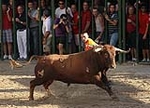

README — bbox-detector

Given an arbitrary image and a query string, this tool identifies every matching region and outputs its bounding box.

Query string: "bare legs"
[3,42,12,59]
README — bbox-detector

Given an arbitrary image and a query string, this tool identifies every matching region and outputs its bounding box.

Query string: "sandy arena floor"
[0,60,150,108]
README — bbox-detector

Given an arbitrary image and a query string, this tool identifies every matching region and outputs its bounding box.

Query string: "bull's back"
[34,53,97,84]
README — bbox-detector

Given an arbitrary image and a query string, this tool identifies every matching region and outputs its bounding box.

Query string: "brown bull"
[10,44,130,100]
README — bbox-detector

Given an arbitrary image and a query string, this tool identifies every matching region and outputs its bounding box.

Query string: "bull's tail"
[9,55,42,70]
[9,58,24,70]
[26,55,40,64]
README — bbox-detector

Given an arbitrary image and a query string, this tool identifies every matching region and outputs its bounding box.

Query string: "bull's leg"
[43,80,55,97]
[29,78,46,100]
[101,71,110,87]
[93,75,118,100]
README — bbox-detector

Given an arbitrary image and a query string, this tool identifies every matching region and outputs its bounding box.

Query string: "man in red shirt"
[71,4,80,52]
[81,1,92,36]
[139,5,149,62]
[149,12,150,24]
[126,6,136,61]
[2,3,13,60]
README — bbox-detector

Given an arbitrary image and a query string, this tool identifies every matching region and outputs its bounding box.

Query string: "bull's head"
[94,44,130,69]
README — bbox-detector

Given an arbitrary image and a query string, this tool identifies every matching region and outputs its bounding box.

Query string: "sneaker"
[141,58,146,62]
[22,57,27,61]
[3,55,8,59]
[17,57,27,61]
[147,58,150,62]
[132,58,137,61]
[8,55,12,60]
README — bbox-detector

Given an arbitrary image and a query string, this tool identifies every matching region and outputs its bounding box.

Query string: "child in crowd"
[81,32,98,51]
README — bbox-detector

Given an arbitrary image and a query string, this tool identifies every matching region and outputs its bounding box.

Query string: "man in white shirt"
[42,9,52,54]
[55,0,73,18]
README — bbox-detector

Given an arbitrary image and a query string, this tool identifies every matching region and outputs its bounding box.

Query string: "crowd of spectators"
[1,0,150,62]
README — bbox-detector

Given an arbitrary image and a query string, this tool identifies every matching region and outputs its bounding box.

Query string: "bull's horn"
[115,47,130,53]
[94,47,102,52]
[94,47,103,52]
[94,45,104,52]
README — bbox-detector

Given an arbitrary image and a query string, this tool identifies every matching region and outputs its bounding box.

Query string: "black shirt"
[16,12,26,30]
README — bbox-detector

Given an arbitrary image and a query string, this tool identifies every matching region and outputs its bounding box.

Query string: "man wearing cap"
[53,14,69,54]
[81,32,98,51]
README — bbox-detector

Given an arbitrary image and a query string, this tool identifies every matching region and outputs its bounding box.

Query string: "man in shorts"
[2,3,13,60]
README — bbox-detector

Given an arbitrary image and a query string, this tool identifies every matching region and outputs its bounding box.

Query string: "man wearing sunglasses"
[55,0,73,18]
[55,0,73,53]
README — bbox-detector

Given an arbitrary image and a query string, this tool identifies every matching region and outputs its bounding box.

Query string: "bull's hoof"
[29,96,34,101]
[41,95,50,100]
[108,80,113,85]
[67,83,71,87]
[49,93,57,98]
[111,94,119,101]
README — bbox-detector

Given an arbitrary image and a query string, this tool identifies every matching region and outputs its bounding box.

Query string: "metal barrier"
[0,0,149,63]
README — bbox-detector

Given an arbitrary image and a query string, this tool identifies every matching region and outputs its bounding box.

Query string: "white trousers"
[17,29,27,58]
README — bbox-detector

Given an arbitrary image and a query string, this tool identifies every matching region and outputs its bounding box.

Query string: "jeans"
[30,27,39,55]
[68,31,73,43]
[109,32,118,46]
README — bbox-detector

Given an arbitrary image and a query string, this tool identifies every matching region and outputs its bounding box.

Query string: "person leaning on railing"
[81,32,98,51]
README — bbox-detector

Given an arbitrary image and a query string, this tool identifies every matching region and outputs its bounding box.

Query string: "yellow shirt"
[84,38,98,51]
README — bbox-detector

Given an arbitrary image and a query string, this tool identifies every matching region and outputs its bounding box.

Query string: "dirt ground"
[0,60,150,108]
